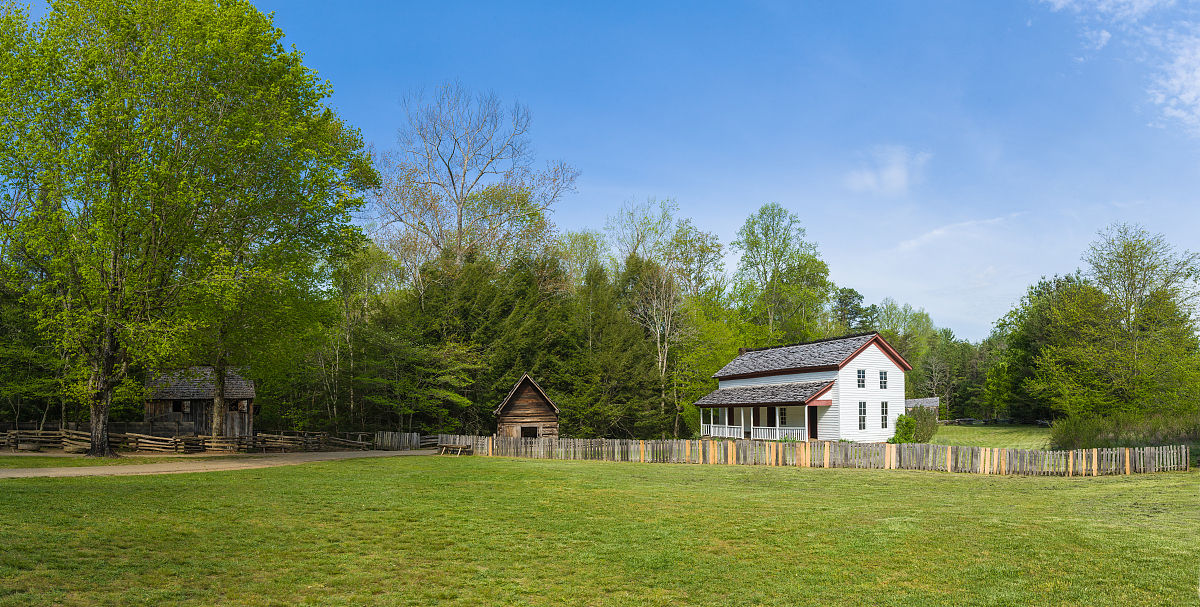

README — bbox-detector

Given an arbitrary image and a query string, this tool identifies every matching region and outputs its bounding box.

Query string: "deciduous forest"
[1,1,1198,449]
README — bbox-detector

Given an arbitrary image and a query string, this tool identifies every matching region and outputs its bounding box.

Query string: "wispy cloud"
[844,145,931,196]
[1044,0,1174,22]
[1043,0,1200,136]
[896,213,1024,252]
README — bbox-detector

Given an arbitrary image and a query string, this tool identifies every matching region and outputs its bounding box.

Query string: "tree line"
[2,1,1197,451]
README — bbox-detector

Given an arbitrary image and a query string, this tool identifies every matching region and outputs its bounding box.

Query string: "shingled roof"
[712,332,911,379]
[148,367,256,400]
[905,397,941,409]
[694,380,833,407]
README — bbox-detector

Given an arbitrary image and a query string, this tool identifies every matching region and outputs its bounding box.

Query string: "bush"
[889,414,916,444]
[909,407,939,443]
[1050,411,1200,450]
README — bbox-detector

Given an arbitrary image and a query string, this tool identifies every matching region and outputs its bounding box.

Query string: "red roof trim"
[494,373,560,415]
[805,381,834,402]
[842,334,913,372]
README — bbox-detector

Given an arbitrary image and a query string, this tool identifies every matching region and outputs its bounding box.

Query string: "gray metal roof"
[694,380,833,407]
[712,333,877,379]
[905,397,941,409]
[148,367,256,400]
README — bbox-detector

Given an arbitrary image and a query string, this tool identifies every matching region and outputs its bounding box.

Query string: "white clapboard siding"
[835,342,906,443]
[718,369,837,389]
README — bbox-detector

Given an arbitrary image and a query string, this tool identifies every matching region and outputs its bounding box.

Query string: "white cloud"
[895,213,1022,252]
[1043,0,1200,137]
[1148,26,1200,134]
[844,145,931,196]
[1044,0,1174,22]
[1083,27,1112,50]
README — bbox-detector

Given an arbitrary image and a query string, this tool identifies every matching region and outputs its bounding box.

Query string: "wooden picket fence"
[374,431,421,451]
[435,434,1189,476]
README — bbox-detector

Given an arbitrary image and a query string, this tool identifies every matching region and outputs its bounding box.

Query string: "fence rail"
[435,434,1189,476]
[3,429,422,454]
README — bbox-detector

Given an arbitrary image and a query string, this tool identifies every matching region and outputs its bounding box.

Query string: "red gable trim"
[842,334,913,372]
[493,373,560,415]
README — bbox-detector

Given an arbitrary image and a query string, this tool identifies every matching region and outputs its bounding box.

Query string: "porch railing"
[701,423,742,439]
[751,426,807,441]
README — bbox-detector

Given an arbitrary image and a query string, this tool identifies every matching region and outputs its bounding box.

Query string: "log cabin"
[145,367,257,436]
[494,374,559,438]
[695,332,911,442]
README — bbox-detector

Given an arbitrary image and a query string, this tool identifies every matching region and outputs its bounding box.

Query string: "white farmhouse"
[695,332,911,443]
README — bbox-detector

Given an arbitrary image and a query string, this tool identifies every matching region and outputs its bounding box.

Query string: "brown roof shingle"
[148,367,256,400]
[694,380,833,407]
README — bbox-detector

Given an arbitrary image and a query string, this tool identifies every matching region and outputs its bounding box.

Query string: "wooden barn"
[494,374,559,438]
[145,367,257,436]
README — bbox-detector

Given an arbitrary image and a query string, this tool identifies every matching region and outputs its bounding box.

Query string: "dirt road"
[0,449,433,479]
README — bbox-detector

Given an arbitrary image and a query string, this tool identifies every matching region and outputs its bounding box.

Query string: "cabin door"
[807,406,818,440]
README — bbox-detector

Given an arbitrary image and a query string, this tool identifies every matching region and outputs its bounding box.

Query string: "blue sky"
[244,2,1200,338]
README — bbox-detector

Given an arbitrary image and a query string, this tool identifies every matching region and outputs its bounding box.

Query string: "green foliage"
[888,414,916,443]
[908,406,939,443]
[1049,411,1200,450]
[732,203,831,343]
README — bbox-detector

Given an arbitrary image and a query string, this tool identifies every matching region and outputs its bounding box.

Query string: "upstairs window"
[858,401,867,430]
[879,370,888,389]
[857,369,866,388]
[881,402,888,428]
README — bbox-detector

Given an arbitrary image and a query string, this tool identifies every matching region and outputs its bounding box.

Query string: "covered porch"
[700,406,810,441]
[694,379,833,441]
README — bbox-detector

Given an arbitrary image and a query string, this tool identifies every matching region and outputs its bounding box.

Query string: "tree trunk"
[87,330,118,457]
[211,362,227,438]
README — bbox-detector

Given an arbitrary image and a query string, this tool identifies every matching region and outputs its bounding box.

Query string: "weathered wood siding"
[496,383,558,438]
[143,399,253,437]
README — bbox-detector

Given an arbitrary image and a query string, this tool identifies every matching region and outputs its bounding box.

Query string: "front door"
[807,406,818,440]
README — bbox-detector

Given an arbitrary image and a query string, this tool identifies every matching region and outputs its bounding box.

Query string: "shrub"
[1050,411,1200,450]
[909,406,939,443]
[889,414,916,444]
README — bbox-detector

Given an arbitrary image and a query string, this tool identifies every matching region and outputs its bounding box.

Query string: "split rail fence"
[436,434,1189,476]
[3,429,420,454]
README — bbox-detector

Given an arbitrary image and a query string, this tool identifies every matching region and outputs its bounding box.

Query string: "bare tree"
[629,260,686,435]
[606,197,676,265]
[372,82,578,269]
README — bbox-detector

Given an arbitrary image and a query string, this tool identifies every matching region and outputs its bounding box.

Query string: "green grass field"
[0,455,249,469]
[930,424,1051,449]
[0,455,1195,606]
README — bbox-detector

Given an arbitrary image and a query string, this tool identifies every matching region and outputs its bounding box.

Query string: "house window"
[858,401,867,430]
[879,370,888,389]
[779,407,787,425]
[857,369,866,388]
[881,402,888,429]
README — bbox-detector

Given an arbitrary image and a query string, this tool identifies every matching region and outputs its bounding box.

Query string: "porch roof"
[694,380,833,408]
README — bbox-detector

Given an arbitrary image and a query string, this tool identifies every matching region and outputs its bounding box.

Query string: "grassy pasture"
[930,424,1052,449]
[0,456,1195,606]
[0,455,250,469]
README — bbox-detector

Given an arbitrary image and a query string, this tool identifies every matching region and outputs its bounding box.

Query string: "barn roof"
[905,397,941,409]
[694,380,834,407]
[712,332,912,379]
[494,373,559,415]
[148,367,256,400]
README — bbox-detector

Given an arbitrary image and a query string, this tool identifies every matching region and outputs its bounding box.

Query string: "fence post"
[1067,450,1073,477]
[488,436,493,457]
[946,446,952,473]
[639,440,645,463]
[823,442,830,468]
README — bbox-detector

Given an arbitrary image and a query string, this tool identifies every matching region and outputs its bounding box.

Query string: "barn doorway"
[521,426,539,438]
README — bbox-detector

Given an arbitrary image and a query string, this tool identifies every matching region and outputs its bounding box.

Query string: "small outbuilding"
[494,374,559,438]
[145,367,257,436]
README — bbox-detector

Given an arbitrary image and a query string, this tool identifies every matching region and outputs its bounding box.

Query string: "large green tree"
[0,0,370,454]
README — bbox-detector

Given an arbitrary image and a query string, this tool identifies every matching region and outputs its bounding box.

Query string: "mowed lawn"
[0,455,250,469]
[1,456,1196,607]
[931,424,1051,449]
